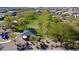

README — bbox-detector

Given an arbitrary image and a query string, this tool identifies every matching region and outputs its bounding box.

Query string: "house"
[67,7,79,17]
[22,29,37,41]
[6,11,17,16]
[0,13,6,20]
[0,16,4,20]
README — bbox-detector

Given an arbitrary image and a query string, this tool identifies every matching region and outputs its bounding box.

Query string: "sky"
[0,0,78,7]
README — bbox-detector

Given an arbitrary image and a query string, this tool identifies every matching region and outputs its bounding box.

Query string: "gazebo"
[22,29,37,41]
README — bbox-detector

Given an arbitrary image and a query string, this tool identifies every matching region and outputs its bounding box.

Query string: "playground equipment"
[0,32,11,44]
[0,32,9,39]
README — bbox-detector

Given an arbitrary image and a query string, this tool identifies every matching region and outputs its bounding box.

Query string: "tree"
[51,16,62,23]
[48,22,79,45]
[12,17,29,32]
[11,10,37,32]
[37,10,52,38]
[3,15,15,29]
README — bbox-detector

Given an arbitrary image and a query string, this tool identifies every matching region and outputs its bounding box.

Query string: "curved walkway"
[0,39,11,44]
